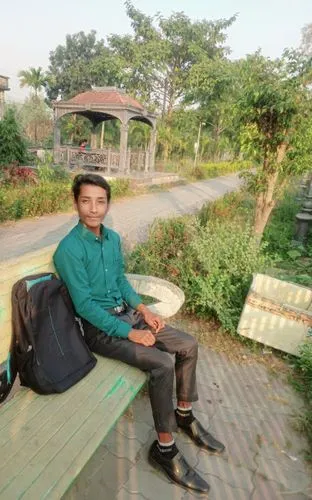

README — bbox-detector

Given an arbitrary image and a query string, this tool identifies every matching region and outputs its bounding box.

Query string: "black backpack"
[0,273,97,403]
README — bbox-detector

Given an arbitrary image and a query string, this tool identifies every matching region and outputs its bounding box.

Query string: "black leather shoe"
[148,440,210,494]
[178,417,225,453]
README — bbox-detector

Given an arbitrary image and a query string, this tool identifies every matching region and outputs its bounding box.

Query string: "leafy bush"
[197,191,255,227]
[0,182,72,221]
[127,215,270,332]
[262,188,312,287]
[163,159,252,181]
[111,178,131,198]
[0,165,37,186]
[0,176,132,222]
[0,108,28,166]
[262,192,301,260]
[37,164,71,183]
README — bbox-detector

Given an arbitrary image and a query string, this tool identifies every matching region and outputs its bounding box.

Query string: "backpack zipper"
[48,305,65,356]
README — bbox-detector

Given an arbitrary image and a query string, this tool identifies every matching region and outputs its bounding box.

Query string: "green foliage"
[46,31,124,100]
[37,164,71,183]
[262,192,301,259]
[0,166,36,186]
[110,178,131,198]
[109,2,235,111]
[19,95,53,146]
[18,67,47,96]
[163,159,251,181]
[0,175,131,222]
[0,108,28,166]
[127,212,269,333]
[0,182,72,221]
[262,188,312,287]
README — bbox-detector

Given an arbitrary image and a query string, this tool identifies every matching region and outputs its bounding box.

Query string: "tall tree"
[46,31,124,101]
[109,1,236,116]
[235,50,312,239]
[301,23,312,55]
[18,67,46,97]
[20,96,53,145]
[187,58,241,160]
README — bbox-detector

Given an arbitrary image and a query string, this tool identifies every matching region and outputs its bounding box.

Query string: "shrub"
[163,159,252,181]
[262,192,301,260]
[0,176,132,222]
[0,165,37,186]
[0,108,28,166]
[0,182,72,221]
[37,164,71,183]
[127,215,270,332]
[110,178,131,198]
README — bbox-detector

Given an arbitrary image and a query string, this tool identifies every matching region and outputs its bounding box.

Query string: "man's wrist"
[137,303,149,316]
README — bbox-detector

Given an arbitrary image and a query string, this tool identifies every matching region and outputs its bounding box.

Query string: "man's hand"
[137,304,165,333]
[128,329,156,346]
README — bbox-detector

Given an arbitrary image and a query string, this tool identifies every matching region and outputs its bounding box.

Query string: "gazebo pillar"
[149,127,157,172]
[120,123,129,172]
[53,120,61,149]
[90,124,98,149]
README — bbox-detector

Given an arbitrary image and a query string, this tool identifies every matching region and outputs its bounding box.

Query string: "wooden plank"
[0,357,113,464]
[23,370,146,500]
[0,359,106,441]
[0,364,146,499]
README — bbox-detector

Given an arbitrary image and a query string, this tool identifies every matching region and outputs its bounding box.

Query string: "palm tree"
[18,67,46,97]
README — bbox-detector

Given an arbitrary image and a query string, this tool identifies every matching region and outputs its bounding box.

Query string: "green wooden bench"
[0,245,184,500]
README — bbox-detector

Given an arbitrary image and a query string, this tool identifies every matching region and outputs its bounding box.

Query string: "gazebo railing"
[54,147,148,173]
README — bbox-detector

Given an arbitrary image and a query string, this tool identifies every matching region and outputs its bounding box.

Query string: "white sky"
[1,0,311,101]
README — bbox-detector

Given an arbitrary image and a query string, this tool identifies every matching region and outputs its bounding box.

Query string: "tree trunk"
[254,142,288,241]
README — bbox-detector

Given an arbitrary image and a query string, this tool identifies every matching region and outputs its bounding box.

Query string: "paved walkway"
[0,174,241,261]
[1,173,311,498]
[64,344,312,500]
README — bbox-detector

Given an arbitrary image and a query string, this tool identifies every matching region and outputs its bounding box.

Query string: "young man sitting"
[53,174,225,495]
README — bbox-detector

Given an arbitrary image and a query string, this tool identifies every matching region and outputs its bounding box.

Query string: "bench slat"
[23,370,145,500]
[0,357,146,499]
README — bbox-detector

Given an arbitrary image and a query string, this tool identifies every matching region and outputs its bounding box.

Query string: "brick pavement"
[63,344,312,500]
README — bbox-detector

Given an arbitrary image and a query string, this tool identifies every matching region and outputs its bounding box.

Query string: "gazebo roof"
[53,86,156,128]
[63,87,144,111]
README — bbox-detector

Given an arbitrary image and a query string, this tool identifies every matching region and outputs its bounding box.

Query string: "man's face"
[75,184,109,235]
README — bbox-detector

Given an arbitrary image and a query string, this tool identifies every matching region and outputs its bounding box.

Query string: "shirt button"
[105,268,108,272]
[108,290,110,293]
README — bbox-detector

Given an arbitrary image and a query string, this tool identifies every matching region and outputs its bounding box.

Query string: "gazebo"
[53,87,157,173]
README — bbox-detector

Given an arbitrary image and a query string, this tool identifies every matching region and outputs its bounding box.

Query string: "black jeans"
[82,307,198,433]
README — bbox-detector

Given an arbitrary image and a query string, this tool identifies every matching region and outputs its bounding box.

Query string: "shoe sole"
[148,453,210,496]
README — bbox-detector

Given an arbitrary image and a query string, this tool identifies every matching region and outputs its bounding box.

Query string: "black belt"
[107,303,128,315]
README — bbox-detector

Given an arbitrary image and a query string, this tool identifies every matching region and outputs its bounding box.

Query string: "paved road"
[0,174,242,261]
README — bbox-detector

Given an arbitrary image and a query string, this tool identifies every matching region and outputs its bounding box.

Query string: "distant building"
[0,75,10,119]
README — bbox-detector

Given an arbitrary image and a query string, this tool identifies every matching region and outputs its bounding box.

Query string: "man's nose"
[90,201,97,212]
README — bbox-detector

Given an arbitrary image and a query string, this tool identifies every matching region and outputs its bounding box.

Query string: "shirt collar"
[77,221,110,242]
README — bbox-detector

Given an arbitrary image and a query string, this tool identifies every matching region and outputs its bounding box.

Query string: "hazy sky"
[1,0,311,101]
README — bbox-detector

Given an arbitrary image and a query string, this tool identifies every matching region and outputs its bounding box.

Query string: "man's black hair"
[72,174,111,203]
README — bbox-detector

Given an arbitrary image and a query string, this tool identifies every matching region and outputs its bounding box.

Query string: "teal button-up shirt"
[53,222,142,338]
